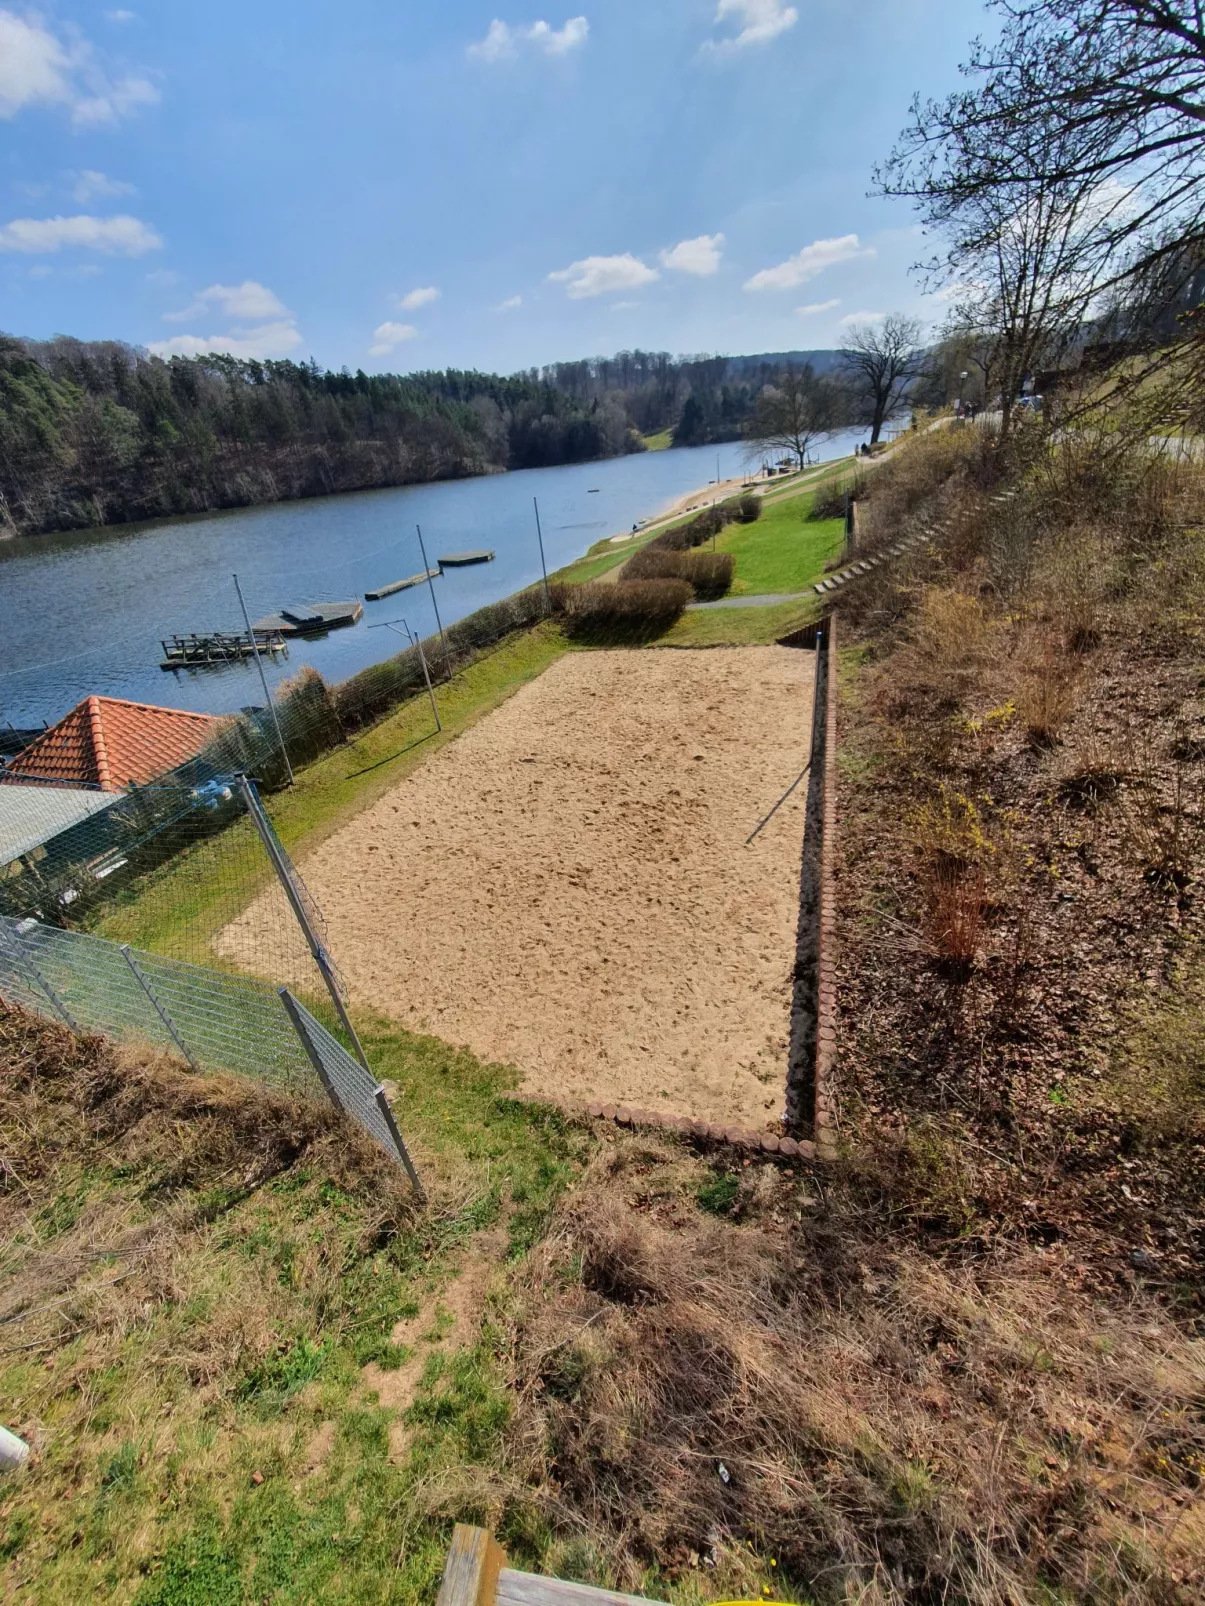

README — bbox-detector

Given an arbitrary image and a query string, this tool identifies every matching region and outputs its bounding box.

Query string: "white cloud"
[145,267,178,286]
[839,310,886,326]
[704,0,797,53]
[548,252,658,299]
[0,10,158,126]
[393,285,440,311]
[0,213,161,255]
[147,322,304,361]
[71,169,135,203]
[368,321,419,356]
[528,17,588,53]
[164,280,290,323]
[106,9,136,21]
[744,234,873,292]
[497,294,523,310]
[659,233,724,276]
[796,298,840,316]
[469,16,588,61]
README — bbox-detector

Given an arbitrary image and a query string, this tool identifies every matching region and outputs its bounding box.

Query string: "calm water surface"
[0,430,868,727]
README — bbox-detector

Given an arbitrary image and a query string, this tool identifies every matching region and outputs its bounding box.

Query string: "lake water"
[0,428,869,727]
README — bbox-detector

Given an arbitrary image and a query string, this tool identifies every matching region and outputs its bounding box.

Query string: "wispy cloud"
[150,281,301,360]
[548,252,658,299]
[703,0,797,54]
[796,298,840,316]
[497,294,523,310]
[392,285,440,311]
[0,9,158,127]
[105,9,136,22]
[164,281,289,323]
[469,16,588,61]
[839,309,885,326]
[0,213,161,255]
[71,169,135,204]
[148,322,304,361]
[744,234,873,292]
[659,233,724,276]
[368,320,419,356]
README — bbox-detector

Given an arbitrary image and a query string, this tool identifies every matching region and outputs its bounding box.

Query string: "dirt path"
[218,648,814,1128]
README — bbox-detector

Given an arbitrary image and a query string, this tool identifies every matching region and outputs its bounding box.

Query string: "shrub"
[678,550,734,599]
[620,548,735,600]
[621,548,689,582]
[550,579,692,634]
[736,492,762,522]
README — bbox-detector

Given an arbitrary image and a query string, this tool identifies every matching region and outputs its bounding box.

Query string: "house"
[0,695,221,793]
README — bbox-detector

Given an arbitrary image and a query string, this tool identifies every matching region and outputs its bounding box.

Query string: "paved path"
[688,592,802,610]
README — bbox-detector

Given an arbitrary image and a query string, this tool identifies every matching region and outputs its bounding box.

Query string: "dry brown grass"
[0,1007,417,1366]
[505,1135,1205,1605]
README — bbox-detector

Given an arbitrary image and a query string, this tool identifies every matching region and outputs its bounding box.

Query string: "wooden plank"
[365,568,439,601]
[497,1569,665,1606]
[436,1526,508,1606]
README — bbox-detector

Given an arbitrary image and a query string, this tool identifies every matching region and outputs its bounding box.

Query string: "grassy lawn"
[641,429,673,450]
[658,595,819,647]
[718,506,846,595]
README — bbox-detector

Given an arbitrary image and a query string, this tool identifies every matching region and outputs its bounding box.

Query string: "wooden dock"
[252,601,363,636]
[365,568,440,601]
[160,631,286,670]
[438,549,495,568]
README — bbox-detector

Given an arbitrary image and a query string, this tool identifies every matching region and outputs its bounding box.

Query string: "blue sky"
[0,1,991,373]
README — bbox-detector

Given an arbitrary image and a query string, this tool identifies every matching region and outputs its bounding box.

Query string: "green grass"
[641,429,673,451]
[716,500,846,596]
[659,596,819,647]
[0,1011,589,1605]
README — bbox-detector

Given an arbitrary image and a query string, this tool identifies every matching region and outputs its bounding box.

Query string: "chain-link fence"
[0,912,419,1182]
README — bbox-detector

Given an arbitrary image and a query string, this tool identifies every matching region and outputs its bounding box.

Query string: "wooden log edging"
[784,612,839,1156]
[499,1092,819,1163]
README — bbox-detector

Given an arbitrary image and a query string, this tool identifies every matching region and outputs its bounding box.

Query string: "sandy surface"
[218,648,814,1128]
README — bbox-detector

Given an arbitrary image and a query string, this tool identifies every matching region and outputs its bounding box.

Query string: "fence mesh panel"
[0,913,320,1095]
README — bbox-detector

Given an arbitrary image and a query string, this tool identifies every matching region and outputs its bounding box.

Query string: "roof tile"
[2,696,221,792]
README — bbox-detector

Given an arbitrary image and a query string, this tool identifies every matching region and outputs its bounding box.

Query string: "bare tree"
[840,315,927,442]
[745,365,836,469]
[883,80,1122,438]
[882,2,1205,299]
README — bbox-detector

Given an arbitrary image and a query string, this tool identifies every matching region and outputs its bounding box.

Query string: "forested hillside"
[0,337,848,538]
[0,337,652,538]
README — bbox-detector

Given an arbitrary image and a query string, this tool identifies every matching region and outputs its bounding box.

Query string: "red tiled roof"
[1,696,221,792]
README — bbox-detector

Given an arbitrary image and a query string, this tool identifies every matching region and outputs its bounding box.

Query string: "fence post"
[237,775,371,1070]
[372,1083,426,1202]
[120,945,200,1070]
[1,917,78,1031]
[784,624,829,1134]
[280,987,425,1199]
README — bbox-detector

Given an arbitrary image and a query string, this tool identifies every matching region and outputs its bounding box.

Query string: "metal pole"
[532,497,551,608]
[367,618,441,733]
[373,1083,426,1200]
[237,775,371,1070]
[415,525,452,682]
[279,986,344,1114]
[233,573,294,786]
[121,944,199,1069]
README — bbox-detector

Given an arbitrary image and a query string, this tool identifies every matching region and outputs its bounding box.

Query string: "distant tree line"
[0,337,648,537]
[0,333,885,539]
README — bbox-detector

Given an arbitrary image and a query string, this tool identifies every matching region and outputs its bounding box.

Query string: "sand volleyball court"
[218,647,814,1128]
